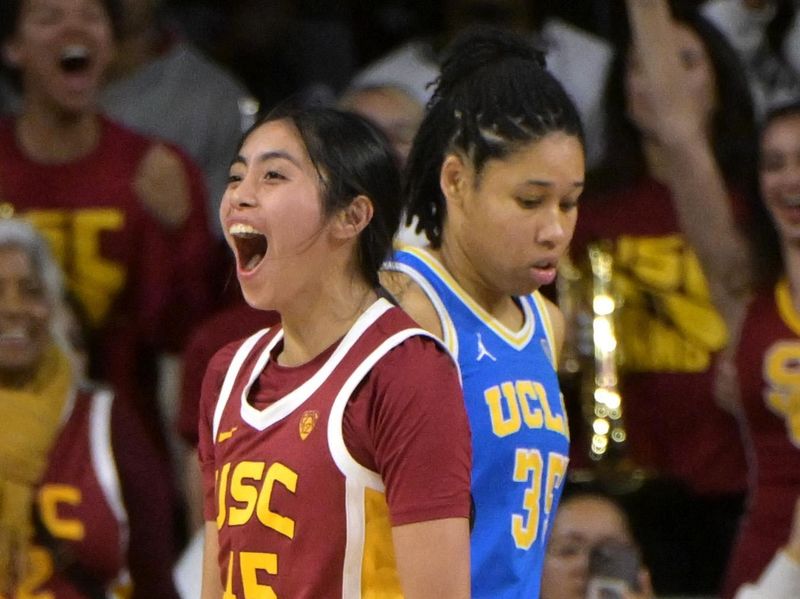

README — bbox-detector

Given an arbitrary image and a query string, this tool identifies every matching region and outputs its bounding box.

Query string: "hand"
[134,144,191,230]
[622,569,655,599]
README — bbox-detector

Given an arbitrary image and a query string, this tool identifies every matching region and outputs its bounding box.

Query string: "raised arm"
[624,0,753,334]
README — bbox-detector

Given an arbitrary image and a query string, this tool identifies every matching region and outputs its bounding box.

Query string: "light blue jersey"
[388,247,570,599]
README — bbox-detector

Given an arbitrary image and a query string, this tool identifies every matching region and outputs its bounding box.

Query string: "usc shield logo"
[299,410,320,440]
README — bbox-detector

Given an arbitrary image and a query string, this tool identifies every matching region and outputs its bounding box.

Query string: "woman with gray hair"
[0,217,179,599]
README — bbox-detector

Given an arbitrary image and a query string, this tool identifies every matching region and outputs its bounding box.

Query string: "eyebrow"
[231,150,301,169]
[523,180,585,188]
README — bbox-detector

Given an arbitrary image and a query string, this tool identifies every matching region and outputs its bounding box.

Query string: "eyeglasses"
[547,538,634,561]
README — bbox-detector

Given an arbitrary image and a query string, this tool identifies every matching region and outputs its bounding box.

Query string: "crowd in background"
[2,0,800,598]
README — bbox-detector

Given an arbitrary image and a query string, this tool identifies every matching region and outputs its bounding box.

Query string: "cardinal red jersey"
[199,298,472,598]
[570,176,747,495]
[19,387,130,598]
[722,280,800,595]
[0,115,214,431]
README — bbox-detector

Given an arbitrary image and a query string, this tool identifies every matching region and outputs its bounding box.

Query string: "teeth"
[783,197,800,207]
[60,45,91,72]
[229,223,261,236]
[0,328,28,342]
[62,45,90,60]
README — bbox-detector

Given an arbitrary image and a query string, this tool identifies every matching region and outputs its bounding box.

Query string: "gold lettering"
[256,463,297,538]
[484,383,522,437]
[511,449,543,550]
[240,552,278,599]
[765,342,800,446]
[38,485,84,541]
[24,208,126,327]
[515,381,544,430]
[216,463,231,529]
[228,462,265,526]
[16,546,55,599]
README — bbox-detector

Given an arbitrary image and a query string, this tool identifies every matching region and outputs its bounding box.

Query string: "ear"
[439,153,469,210]
[331,195,374,241]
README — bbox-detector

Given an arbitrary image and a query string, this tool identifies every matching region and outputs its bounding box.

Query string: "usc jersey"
[199,298,471,598]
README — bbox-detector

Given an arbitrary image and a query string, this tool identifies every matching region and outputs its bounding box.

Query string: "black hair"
[752,100,800,287]
[0,0,122,45]
[242,105,402,288]
[404,25,585,248]
[591,5,758,194]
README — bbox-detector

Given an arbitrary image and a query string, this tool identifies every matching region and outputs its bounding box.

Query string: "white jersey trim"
[384,247,538,356]
[329,327,440,598]
[87,388,129,562]
[212,328,271,440]
[238,299,395,431]
[384,260,460,359]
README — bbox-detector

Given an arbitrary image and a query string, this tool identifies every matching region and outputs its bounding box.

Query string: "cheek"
[760,173,781,203]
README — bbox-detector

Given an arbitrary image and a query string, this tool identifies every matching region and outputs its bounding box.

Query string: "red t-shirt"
[569,176,747,495]
[722,281,800,596]
[0,115,215,439]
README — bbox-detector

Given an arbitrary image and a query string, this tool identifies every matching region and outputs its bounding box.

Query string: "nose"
[0,285,26,316]
[224,176,258,211]
[535,206,569,249]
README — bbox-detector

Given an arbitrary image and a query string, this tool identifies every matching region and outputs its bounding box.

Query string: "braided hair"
[404,25,584,247]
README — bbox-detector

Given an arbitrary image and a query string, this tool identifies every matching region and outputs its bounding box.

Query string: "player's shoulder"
[380,270,443,338]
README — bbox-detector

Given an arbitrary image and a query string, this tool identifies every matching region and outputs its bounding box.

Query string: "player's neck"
[16,108,100,164]
[277,275,378,368]
[434,239,523,330]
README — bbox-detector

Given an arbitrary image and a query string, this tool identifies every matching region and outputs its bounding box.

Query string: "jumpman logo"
[476,333,497,362]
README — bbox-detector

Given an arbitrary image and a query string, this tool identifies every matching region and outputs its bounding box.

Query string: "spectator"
[0,217,179,598]
[351,0,613,166]
[100,0,257,238]
[0,0,214,456]
[338,82,427,246]
[541,488,654,599]
[702,0,800,117]
[566,0,759,594]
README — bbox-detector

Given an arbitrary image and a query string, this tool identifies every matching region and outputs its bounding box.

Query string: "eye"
[760,153,785,173]
[264,170,286,182]
[516,197,542,209]
[22,280,44,299]
[226,172,242,185]
[560,197,580,212]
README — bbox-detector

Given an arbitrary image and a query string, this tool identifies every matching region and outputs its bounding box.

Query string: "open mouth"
[230,224,268,272]
[59,45,92,73]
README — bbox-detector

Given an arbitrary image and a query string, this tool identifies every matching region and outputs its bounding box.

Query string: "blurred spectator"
[541,487,654,599]
[712,100,800,597]
[0,0,214,458]
[100,0,257,239]
[209,0,357,112]
[0,217,179,598]
[703,0,800,117]
[566,0,759,594]
[338,82,428,246]
[351,0,613,166]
